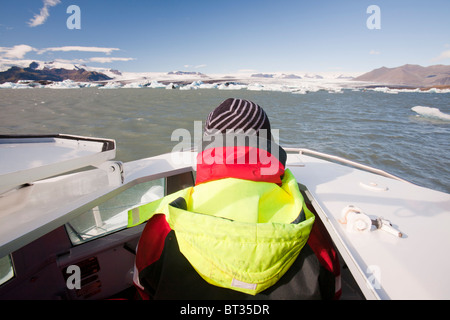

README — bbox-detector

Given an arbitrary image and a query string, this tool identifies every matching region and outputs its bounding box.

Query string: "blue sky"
[0,0,449,74]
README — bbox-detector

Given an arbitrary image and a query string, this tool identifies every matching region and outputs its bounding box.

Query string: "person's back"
[131,98,340,299]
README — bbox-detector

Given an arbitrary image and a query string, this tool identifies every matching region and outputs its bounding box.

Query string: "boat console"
[0,134,195,299]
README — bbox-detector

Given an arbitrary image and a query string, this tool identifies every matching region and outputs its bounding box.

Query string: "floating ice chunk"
[291,88,307,94]
[247,83,265,91]
[198,82,218,89]
[368,86,450,94]
[0,82,17,89]
[179,85,195,90]
[78,82,101,88]
[277,85,298,93]
[179,81,204,90]
[123,82,144,88]
[45,80,80,89]
[423,87,450,94]
[0,81,35,89]
[147,80,166,88]
[248,83,303,93]
[99,82,123,89]
[371,87,390,93]
[412,106,450,121]
[217,83,247,90]
[165,82,178,89]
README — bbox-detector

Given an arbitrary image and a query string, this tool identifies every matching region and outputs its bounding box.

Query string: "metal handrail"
[284,147,411,183]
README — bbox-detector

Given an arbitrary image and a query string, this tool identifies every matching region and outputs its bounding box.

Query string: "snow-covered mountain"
[0,62,112,83]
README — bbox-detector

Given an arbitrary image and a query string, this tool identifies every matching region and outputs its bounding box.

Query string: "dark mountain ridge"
[0,62,112,84]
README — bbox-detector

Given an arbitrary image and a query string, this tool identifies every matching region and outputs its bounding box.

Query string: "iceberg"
[179,80,205,90]
[123,82,144,88]
[424,87,450,94]
[247,83,265,91]
[368,87,450,94]
[0,80,99,89]
[291,88,307,94]
[99,82,123,89]
[247,82,319,93]
[1,67,447,95]
[217,83,246,90]
[0,82,18,89]
[198,82,218,89]
[179,84,196,90]
[370,87,402,94]
[147,80,166,88]
[0,81,36,89]
[79,82,101,88]
[165,83,179,90]
[412,106,450,121]
[45,80,80,89]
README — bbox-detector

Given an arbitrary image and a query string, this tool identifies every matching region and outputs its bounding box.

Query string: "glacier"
[1,69,449,94]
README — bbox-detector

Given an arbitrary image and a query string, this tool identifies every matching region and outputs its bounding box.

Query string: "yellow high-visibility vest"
[128,169,315,295]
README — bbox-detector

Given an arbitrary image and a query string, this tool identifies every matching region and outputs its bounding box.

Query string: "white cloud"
[89,57,135,63]
[0,45,121,59]
[184,64,207,69]
[0,44,135,67]
[28,0,61,27]
[38,46,120,55]
[431,49,450,62]
[52,58,88,64]
[369,50,381,55]
[0,44,36,59]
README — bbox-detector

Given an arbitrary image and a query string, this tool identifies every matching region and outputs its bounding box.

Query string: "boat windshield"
[65,178,164,245]
[0,255,14,286]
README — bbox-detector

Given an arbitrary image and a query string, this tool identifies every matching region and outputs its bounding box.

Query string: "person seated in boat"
[129,98,340,299]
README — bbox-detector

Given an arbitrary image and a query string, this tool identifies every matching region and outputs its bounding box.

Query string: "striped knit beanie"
[204,98,271,137]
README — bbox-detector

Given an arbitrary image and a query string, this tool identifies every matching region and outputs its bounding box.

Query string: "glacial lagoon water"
[0,87,449,193]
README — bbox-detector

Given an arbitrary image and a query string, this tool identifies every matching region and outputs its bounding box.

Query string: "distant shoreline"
[2,69,450,93]
[361,84,450,91]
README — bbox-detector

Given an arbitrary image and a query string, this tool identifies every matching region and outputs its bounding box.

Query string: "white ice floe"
[79,82,102,88]
[45,80,80,89]
[198,82,218,89]
[2,69,450,94]
[411,106,450,121]
[424,87,450,94]
[178,80,215,90]
[368,86,450,94]
[98,81,123,89]
[217,83,246,90]
[147,80,167,88]
[246,83,264,91]
[122,80,167,88]
[165,83,179,90]
[123,82,144,88]
[0,82,28,89]
[246,83,300,92]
